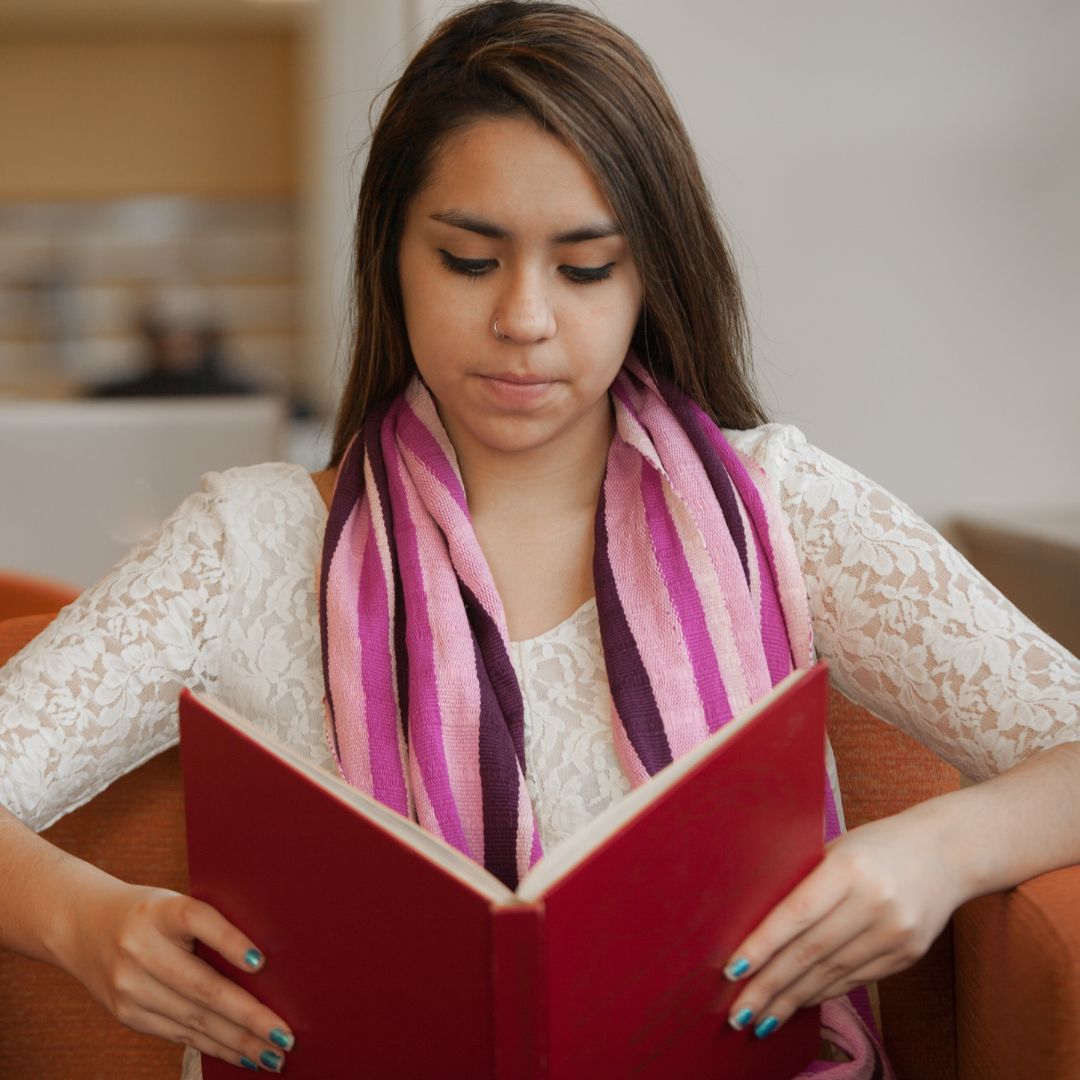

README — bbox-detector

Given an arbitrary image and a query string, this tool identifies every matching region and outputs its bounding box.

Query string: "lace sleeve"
[731,425,1080,781]
[0,485,230,832]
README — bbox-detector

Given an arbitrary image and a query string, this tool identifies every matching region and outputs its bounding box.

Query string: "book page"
[191,666,809,908]
[515,668,807,902]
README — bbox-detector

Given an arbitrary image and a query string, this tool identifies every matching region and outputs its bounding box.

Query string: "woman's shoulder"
[722,422,812,480]
[187,461,328,557]
[193,460,326,517]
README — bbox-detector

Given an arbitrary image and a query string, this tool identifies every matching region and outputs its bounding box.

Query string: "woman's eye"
[561,263,615,285]
[436,250,616,284]
[438,250,495,277]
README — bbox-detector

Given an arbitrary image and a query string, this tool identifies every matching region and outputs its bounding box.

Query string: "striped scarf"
[319,354,814,880]
[319,354,893,1079]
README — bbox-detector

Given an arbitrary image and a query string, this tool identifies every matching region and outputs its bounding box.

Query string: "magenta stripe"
[755,540,794,682]
[397,401,470,516]
[356,505,410,812]
[640,463,733,733]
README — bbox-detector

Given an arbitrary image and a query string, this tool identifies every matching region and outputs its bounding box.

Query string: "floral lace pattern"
[733,425,1080,780]
[1,429,1077,1080]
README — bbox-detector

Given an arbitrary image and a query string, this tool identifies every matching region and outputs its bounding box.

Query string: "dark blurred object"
[89,297,256,399]
[949,514,1080,657]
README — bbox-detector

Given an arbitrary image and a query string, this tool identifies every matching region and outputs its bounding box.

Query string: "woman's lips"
[477,373,555,405]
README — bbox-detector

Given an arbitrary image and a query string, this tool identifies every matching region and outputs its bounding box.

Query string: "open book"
[179,662,829,1079]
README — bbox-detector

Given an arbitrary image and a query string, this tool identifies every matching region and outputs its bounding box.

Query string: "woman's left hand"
[720,805,966,1038]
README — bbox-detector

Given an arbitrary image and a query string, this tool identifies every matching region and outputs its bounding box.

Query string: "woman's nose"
[493,268,557,344]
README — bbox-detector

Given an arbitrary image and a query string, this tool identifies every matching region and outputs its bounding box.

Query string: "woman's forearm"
[0,802,119,970]
[919,739,1080,903]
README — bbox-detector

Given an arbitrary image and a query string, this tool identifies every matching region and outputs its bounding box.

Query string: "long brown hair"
[330,0,766,466]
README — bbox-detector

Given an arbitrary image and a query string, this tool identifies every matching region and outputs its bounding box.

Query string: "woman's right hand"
[58,876,294,1072]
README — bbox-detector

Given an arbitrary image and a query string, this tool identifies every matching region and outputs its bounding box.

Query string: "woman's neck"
[454,403,613,527]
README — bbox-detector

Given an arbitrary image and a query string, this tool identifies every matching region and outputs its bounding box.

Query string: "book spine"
[491,903,548,1080]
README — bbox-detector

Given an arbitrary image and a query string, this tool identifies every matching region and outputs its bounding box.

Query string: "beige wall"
[0,31,297,199]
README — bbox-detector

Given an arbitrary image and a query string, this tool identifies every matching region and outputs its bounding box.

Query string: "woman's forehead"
[418,116,616,230]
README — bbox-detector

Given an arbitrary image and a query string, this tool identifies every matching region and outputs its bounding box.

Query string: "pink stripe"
[399,442,487,861]
[397,426,507,637]
[658,479,754,716]
[614,377,765,703]
[605,440,709,758]
[640,463,733,733]
[729,487,773,703]
[363,453,414,819]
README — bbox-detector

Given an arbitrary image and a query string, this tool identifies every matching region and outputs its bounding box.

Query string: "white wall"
[309,0,1079,523]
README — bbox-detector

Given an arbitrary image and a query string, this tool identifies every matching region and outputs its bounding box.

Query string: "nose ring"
[492,316,509,341]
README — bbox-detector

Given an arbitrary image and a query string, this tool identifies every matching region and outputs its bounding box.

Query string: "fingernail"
[269,1027,294,1051]
[243,948,263,970]
[729,1007,754,1031]
[754,1015,780,1039]
[259,1049,283,1071]
[240,1057,259,1071]
[724,957,751,981]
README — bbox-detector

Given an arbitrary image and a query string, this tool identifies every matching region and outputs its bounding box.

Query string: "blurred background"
[0,0,1076,647]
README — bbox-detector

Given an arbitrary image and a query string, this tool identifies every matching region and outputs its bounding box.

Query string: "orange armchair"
[1,614,1078,1078]
[0,570,80,621]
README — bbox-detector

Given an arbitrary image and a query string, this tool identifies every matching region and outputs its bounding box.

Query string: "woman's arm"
[720,424,1080,1036]
[0,482,299,1070]
[720,737,1080,1033]
[0,802,293,1070]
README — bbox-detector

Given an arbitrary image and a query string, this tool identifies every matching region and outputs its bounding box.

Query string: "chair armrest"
[0,748,188,1078]
[954,863,1080,1080]
[1,613,188,1077]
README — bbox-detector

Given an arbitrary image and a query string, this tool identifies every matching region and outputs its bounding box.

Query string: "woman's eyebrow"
[429,209,622,244]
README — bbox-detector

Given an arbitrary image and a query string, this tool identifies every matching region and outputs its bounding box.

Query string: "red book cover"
[179,662,828,1079]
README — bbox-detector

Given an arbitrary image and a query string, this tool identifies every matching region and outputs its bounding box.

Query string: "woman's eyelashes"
[436,249,615,284]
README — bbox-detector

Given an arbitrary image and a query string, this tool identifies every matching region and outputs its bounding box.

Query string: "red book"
[179,663,829,1079]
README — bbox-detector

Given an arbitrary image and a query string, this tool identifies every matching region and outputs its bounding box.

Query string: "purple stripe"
[467,627,524,890]
[458,579,526,769]
[319,423,373,758]
[640,463,733,733]
[380,402,469,853]
[397,402,470,516]
[459,575,530,887]
[593,480,673,775]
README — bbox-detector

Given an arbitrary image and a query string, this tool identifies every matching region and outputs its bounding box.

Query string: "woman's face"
[397,116,644,463]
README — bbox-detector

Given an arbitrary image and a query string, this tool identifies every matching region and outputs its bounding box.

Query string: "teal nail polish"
[243,948,263,970]
[730,1007,754,1031]
[240,1057,258,1071]
[754,1015,780,1039]
[269,1027,295,1051]
[725,957,751,980]
[260,1049,283,1070]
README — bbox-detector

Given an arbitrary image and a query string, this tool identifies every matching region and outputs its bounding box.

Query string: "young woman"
[2,3,1078,1077]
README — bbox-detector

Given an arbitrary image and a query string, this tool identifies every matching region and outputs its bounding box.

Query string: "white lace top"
[2,423,1078,1079]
